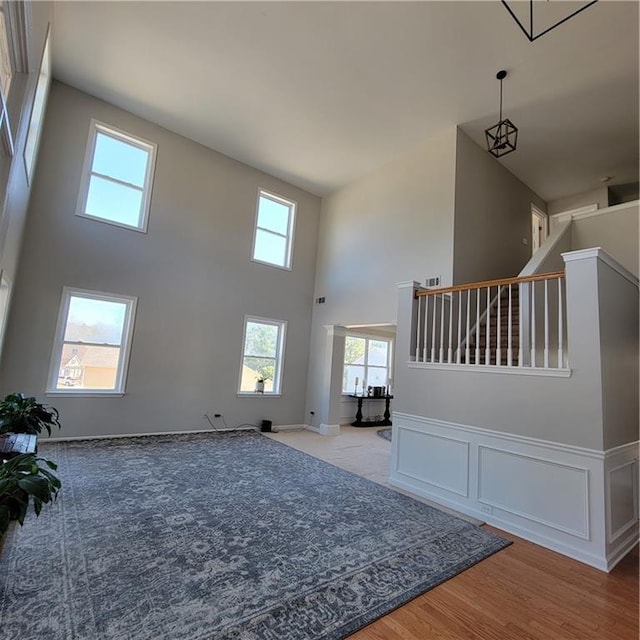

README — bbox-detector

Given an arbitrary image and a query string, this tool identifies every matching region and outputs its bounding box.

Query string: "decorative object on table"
[361,379,366,396]
[376,428,392,442]
[353,376,359,395]
[0,393,61,436]
[501,0,599,42]
[0,453,61,537]
[0,432,509,639]
[255,378,265,394]
[485,70,518,158]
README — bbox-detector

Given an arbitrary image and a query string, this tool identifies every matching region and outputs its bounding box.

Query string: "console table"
[349,395,393,427]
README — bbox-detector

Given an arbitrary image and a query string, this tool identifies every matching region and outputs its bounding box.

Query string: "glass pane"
[64,296,127,345]
[241,357,275,392]
[257,196,290,235]
[56,344,121,390]
[0,12,12,99]
[343,365,365,393]
[92,132,149,187]
[368,339,389,366]
[344,336,366,365]
[366,366,388,386]
[85,175,143,228]
[253,229,287,267]
[244,321,278,358]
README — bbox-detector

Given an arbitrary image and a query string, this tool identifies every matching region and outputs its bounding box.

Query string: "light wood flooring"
[268,426,640,640]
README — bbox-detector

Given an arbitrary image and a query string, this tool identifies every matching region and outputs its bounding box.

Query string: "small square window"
[238,316,287,395]
[47,288,137,395]
[252,190,296,269]
[77,119,157,232]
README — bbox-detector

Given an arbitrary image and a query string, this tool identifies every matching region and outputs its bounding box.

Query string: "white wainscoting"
[389,412,639,571]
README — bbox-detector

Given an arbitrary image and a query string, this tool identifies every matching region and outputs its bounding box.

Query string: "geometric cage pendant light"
[485,70,518,158]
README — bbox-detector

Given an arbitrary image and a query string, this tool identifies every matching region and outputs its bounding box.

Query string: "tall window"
[48,288,137,394]
[238,316,287,395]
[0,2,14,157]
[343,335,393,393]
[77,120,157,232]
[252,190,296,269]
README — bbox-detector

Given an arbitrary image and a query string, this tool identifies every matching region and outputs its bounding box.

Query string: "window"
[238,316,287,395]
[48,288,137,394]
[0,271,11,360]
[343,335,393,393]
[23,24,51,184]
[0,3,14,157]
[252,190,296,269]
[77,119,157,232]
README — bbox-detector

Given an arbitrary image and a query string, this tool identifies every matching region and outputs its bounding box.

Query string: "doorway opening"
[531,205,548,256]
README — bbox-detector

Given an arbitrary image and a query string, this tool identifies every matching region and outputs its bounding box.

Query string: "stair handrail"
[415,270,565,298]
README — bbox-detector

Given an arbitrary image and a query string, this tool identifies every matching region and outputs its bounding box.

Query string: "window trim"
[76,118,157,233]
[46,287,137,396]
[237,314,287,396]
[251,189,296,271]
[342,333,394,395]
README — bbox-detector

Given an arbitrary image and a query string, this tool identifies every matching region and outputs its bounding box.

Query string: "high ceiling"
[51,1,638,201]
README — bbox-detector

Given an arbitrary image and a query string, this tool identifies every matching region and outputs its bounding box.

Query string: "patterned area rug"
[0,432,510,639]
[377,427,392,442]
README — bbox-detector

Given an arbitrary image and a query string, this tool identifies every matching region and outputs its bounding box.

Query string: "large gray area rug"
[0,431,509,639]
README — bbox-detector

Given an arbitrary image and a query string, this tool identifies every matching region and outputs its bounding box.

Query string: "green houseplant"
[0,393,61,436]
[0,453,61,537]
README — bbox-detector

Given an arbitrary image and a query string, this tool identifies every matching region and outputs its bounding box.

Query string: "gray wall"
[0,3,53,319]
[305,128,457,426]
[548,186,609,215]
[597,260,639,449]
[571,203,639,278]
[452,129,547,285]
[0,82,321,438]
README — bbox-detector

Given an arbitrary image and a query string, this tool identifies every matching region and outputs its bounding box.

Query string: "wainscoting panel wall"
[390,412,639,571]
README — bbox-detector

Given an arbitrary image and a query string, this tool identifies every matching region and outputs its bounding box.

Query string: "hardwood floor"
[350,532,638,640]
[270,428,640,640]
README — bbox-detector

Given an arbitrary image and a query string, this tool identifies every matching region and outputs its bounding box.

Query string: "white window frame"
[342,333,394,394]
[238,315,287,396]
[76,119,157,233]
[251,189,296,270]
[47,287,137,396]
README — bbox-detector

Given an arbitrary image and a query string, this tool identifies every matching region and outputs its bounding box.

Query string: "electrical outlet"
[480,505,493,515]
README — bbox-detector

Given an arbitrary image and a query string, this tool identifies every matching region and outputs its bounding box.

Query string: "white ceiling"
[51,1,639,201]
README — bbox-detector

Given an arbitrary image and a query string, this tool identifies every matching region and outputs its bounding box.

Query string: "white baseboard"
[273,424,307,432]
[306,423,340,436]
[390,412,639,572]
[44,427,256,442]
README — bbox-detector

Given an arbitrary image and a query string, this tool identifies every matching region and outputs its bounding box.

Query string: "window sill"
[237,392,282,398]
[46,390,125,398]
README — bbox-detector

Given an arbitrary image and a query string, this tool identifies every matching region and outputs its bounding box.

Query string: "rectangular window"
[343,335,393,393]
[77,119,157,232]
[238,316,287,395]
[48,288,137,395]
[252,190,296,269]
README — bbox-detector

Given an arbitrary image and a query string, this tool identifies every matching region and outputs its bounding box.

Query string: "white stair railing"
[413,271,567,370]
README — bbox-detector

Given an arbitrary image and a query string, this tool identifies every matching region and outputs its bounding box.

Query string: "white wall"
[306,128,458,427]
[452,129,547,284]
[0,82,321,438]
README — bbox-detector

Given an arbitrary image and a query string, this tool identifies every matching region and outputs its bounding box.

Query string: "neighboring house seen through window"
[343,335,393,393]
[252,190,296,269]
[48,288,137,394]
[77,119,157,232]
[239,316,287,395]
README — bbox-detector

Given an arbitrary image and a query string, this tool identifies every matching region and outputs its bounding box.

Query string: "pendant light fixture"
[501,1,598,43]
[485,70,518,158]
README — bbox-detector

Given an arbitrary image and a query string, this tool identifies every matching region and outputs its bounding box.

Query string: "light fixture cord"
[499,77,503,121]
